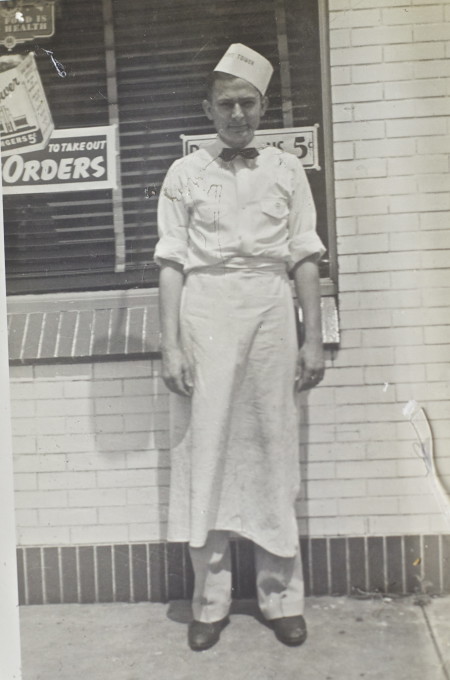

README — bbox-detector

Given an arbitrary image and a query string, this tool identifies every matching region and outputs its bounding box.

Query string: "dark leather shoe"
[271,615,307,646]
[188,617,229,651]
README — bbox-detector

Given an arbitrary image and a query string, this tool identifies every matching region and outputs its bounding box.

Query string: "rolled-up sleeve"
[154,161,189,267]
[287,159,326,271]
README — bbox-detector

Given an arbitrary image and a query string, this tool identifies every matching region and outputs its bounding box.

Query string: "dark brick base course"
[17,535,450,605]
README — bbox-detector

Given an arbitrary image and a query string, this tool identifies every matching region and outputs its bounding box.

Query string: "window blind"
[4,0,330,294]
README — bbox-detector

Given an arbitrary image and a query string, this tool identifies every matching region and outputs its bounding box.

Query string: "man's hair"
[205,71,264,102]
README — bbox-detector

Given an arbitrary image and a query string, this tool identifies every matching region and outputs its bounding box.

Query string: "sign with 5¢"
[181,124,320,170]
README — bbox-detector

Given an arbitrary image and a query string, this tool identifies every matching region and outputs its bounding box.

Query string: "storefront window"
[3,0,335,295]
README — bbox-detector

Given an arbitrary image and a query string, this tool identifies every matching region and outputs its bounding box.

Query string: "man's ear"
[261,96,269,117]
[202,99,213,120]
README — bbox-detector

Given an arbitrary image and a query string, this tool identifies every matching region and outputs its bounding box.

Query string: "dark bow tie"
[219,147,259,162]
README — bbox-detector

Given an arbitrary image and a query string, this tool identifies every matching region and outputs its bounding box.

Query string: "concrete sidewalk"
[20,596,450,680]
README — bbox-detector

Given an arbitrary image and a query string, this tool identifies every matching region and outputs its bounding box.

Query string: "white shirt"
[155,137,325,272]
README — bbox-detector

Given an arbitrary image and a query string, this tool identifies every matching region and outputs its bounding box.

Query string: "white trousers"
[189,531,304,623]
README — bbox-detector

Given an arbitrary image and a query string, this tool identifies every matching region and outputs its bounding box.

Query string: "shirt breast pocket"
[260,198,289,220]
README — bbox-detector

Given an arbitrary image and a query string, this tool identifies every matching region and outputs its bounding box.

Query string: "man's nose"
[231,103,244,119]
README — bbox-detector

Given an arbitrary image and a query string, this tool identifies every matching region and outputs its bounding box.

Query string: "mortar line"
[307,537,313,595]
[40,547,47,605]
[129,544,134,603]
[75,546,81,604]
[58,546,64,604]
[93,546,99,603]
[326,537,332,595]
[363,536,369,592]
[382,536,388,594]
[23,548,29,605]
[111,545,117,602]
[400,536,406,594]
[146,543,151,602]
[345,537,351,596]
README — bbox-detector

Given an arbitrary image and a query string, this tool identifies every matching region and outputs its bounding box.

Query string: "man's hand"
[159,262,192,397]
[292,256,324,392]
[295,339,325,392]
[162,346,194,397]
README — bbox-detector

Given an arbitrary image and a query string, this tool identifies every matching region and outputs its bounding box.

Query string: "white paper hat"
[214,43,274,95]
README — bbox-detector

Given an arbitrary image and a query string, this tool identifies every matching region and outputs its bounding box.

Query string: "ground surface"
[20,596,450,680]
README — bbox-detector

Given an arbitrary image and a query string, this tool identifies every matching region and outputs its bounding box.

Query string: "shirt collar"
[208,136,263,163]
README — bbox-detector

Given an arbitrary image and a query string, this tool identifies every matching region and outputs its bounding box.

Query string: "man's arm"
[159,260,193,397]
[292,255,325,392]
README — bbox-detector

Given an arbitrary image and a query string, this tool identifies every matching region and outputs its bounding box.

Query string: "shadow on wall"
[295,348,338,540]
[88,304,170,541]
[297,390,311,538]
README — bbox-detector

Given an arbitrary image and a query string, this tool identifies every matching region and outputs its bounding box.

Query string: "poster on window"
[0,1,56,50]
[181,125,320,170]
[1,124,118,194]
[0,52,54,156]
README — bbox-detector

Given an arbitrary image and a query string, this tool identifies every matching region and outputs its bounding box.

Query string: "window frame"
[4,0,337,298]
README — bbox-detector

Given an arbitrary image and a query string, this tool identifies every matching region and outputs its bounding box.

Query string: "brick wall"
[8,0,450,599]
[12,361,170,546]
[323,0,450,535]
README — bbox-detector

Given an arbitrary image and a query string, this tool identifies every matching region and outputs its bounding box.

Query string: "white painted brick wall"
[11,360,170,545]
[10,1,450,546]
[325,0,450,537]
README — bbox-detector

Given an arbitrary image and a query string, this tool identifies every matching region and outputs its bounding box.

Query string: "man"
[155,44,325,651]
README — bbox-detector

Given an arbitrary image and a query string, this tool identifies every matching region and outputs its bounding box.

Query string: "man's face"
[202,77,268,149]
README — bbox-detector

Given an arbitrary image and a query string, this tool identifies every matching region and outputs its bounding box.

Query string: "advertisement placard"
[0,52,54,156]
[181,125,320,170]
[0,2,55,50]
[1,125,118,194]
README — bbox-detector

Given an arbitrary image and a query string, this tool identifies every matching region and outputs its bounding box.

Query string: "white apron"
[168,260,301,558]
